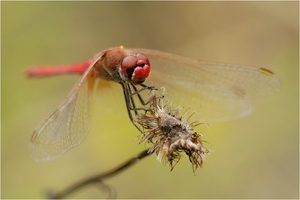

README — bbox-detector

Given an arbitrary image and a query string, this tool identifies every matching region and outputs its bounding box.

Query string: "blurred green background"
[2,1,298,199]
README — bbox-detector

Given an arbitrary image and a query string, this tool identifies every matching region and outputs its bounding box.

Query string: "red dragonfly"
[26,46,280,162]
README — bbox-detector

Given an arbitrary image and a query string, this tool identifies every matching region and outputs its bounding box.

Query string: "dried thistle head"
[135,88,209,172]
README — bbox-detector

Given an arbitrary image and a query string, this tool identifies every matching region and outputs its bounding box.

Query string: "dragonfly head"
[119,53,150,84]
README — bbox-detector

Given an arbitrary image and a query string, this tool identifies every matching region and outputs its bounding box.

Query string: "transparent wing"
[30,61,97,162]
[126,48,280,122]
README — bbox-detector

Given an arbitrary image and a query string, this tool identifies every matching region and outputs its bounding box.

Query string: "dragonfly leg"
[120,82,158,135]
[120,83,145,134]
[130,83,158,106]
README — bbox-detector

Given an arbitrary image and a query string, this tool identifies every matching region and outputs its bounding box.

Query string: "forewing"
[126,48,280,122]
[30,61,97,162]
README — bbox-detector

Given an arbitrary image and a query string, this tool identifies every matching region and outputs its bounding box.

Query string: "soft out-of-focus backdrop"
[2,2,298,199]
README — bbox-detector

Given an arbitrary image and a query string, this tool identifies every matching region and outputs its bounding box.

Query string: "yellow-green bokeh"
[2,1,298,199]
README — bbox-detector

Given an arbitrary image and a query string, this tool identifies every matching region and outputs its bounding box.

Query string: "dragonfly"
[26,46,280,162]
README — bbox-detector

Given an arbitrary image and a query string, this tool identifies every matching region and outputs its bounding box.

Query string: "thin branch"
[49,149,152,199]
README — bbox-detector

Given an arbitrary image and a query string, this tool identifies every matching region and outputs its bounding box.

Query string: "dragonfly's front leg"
[120,82,157,134]
[129,83,158,106]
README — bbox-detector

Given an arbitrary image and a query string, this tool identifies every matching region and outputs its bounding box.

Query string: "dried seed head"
[135,88,209,172]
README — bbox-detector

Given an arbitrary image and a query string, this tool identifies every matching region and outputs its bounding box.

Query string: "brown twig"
[49,149,152,199]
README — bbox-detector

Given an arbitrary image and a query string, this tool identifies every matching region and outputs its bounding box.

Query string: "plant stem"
[50,149,151,199]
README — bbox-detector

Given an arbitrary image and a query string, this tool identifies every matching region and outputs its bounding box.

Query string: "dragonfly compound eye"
[120,53,150,84]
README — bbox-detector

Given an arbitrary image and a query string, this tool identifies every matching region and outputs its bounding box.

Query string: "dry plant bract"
[135,88,209,172]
